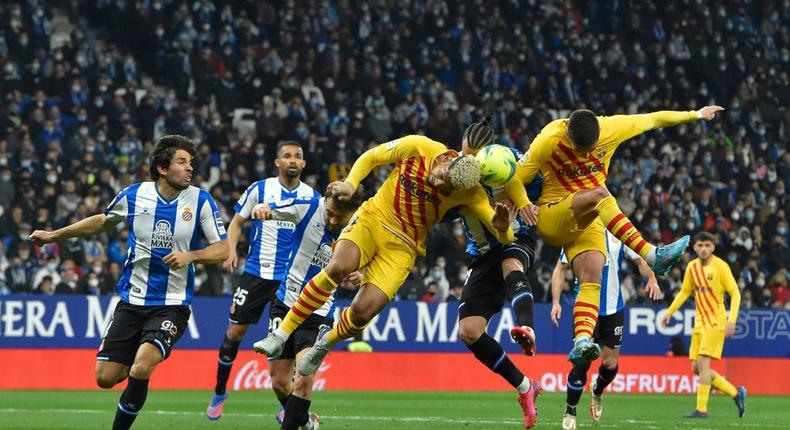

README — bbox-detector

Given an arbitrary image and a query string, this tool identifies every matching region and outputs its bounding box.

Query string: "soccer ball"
[475,144,517,188]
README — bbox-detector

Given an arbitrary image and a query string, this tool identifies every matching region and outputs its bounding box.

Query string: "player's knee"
[587,186,610,202]
[348,304,375,327]
[293,375,314,397]
[271,374,293,395]
[226,324,247,342]
[325,260,353,282]
[95,372,118,389]
[501,259,524,277]
[602,356,618,370]
[691,363,699,375]
[459,322,484,345]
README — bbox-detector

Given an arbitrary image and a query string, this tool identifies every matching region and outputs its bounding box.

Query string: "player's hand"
[163,252,194,270]
[518,204,538,226]
[327,181,355,201]
[550,303,562,327]
[222,252,238,273]
[29,230,57,246]
[696,105,724,120]
[492,202,513,232]
[251,203,271,220]
[500,199,517,222]
[725,322,736,338]
[341,271,363,288]
[646,278,664,301]
[660,312,672,328]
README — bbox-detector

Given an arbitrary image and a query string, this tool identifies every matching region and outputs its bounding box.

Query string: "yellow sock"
[573,283,601,339]
[696,383,711,413]
[280,270,338,335]
[326,307,367,347]
[712,375,738,398]
[596,196,654,259]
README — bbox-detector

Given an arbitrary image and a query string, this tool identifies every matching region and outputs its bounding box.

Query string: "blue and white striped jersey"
[462,148,543,256]
[104,182,227,306]
[269,197,338,317]
[560,231,641,316]
[234,177,317,281]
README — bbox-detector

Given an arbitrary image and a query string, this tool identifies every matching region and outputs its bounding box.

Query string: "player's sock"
[281,395,311,430]
[596,196,655,262]
[326,307,367,347]
[712,374,738,398]
[567,362,590,409]
[594,364,618,395]
[215,335,241,395]
[467,333,525,388]
[113,376,149,430]
[278,393,292,408]
[696,383,711,413]
[279,270,338,336]
[573,283,600,339]
[506,271,535,328]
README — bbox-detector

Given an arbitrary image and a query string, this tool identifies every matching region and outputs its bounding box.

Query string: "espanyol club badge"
[182,208,193,222]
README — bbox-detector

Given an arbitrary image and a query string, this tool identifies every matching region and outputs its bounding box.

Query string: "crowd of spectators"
[1,0,788,311]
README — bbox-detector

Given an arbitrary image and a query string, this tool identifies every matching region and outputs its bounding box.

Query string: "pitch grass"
[0,390,786,429]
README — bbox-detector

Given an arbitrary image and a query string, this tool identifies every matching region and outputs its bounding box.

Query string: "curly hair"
[149,135,196,180]
[447,155,481,190]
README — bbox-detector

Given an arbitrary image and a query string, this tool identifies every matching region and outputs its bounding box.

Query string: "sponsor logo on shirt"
[309,243,334,269]
[399,174,437,203]
[151,220,174,249]
[557,162,606,178]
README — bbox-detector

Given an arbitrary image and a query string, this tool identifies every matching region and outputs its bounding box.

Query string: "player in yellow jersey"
[513,105,723,365]
[661,232,746,419]
[254,132,544,428]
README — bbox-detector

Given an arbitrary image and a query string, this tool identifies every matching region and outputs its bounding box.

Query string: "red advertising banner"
[1,349,787,394]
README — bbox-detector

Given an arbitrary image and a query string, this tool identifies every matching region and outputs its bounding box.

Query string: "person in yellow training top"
[512,105,723,366]
[661,232,746,419]
[254,134,525,374]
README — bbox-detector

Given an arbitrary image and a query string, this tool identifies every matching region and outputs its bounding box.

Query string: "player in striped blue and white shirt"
[251,189,364,430]
[30,135,229,430]
[208,141,317,422]
[551,227,662,430]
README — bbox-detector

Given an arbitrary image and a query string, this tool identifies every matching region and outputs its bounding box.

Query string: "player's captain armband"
[214,211,227,235]
[517,150,530,166]
[385,138,401,150]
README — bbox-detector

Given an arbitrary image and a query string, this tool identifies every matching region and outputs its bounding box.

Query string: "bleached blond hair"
[447,155,481,190]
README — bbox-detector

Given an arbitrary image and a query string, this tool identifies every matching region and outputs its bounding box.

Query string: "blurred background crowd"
[0,0,788,311]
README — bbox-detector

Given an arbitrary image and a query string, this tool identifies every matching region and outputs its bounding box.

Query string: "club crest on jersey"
[181,208,193,222]
[707,273,713,281]
[151,220,174,249]
[596,148,606,158]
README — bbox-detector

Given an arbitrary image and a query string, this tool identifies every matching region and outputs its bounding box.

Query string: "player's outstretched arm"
[661,266,694,327]
[605,105,724,145]
[344,135,425,193]
[550,259,567,327]
[29,214,117,246]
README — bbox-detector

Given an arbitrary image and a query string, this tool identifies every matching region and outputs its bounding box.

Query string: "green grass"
[0,390,785,429]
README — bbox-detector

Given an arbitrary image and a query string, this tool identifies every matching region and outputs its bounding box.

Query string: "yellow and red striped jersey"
[514,111,698,205]
[669,256,742,333]
[344,135,519,255]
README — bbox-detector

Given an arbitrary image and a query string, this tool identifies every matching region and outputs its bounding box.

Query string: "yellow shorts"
[338,208,417,300]
[537,194,606,264]
[689,329,726,360]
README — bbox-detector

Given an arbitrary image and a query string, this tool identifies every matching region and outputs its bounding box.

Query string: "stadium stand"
[1,0,788,311]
